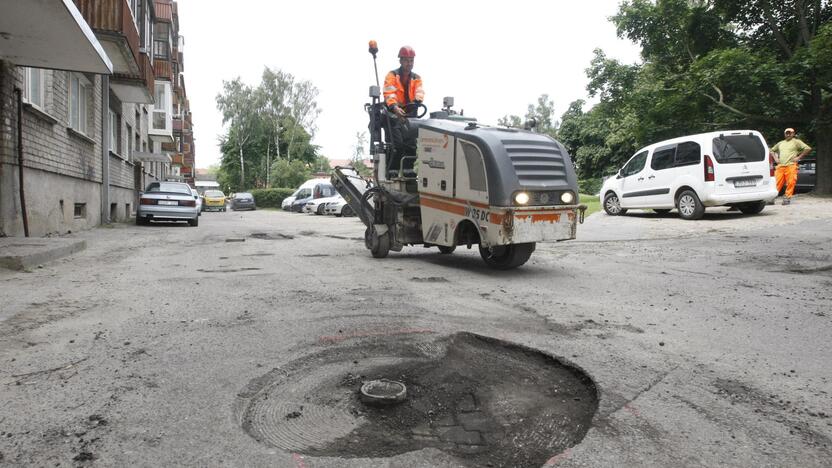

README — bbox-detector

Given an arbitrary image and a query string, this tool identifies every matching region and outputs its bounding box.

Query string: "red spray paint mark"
[545,448,572,465]
[624,402,641,417]
[292,453,307,468]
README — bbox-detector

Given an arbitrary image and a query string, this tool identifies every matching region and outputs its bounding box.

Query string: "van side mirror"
[616,170,624,179]
[194,195,198,200]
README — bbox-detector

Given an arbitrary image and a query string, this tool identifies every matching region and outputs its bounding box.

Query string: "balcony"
[74,0,154,103]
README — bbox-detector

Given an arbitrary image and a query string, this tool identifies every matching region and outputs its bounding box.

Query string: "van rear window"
[712,135,765,163]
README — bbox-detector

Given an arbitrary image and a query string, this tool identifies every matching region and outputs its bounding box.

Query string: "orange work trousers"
[775,163,799,198]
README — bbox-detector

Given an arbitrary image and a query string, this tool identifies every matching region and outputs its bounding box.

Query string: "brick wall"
[7,68,104,182]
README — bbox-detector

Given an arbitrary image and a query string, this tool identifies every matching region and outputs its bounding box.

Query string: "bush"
[578,178,603,196]
[250,188,296,208]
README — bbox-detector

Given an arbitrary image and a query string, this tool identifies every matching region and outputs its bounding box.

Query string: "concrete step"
[0,237,86,270]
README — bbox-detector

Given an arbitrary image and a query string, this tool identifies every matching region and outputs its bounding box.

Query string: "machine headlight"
[560,191,575,204]
[514,192,530,205]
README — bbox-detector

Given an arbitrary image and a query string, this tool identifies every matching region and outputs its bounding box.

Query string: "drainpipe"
[15,88,29,237]
[101,75,110,224]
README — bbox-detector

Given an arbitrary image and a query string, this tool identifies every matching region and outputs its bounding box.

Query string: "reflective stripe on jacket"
[383,68,424,109]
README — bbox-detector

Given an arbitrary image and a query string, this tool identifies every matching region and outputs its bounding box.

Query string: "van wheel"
[737,201,766,215]
[677,190,705,220]
[479,243,535,270]
[654,209,671,215]
[189,217,198,227]
[603,193,627,216]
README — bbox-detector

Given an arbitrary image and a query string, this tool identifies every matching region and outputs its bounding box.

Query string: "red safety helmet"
[398,46,416,58]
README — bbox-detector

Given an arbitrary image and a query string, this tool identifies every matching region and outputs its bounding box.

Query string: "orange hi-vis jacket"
[383,68,424,110]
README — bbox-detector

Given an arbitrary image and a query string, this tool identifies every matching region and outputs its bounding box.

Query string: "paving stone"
[457,411,490,432]
[434,414,456,426]
[438,426,483,445]
[411,424,434,436]
[457,393,478,412]
[455,444,489,454]
[411,434,439,442]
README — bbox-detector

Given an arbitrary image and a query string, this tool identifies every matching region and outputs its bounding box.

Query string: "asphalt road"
[1,199,830,467]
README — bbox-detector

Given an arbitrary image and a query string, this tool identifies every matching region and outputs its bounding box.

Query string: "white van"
[281,178,329,211]
[600,130,778,220]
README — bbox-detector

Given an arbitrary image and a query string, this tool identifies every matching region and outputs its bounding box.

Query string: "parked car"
[304,194,342,214]
[203,190,226,212]
[137,181,199,226]
[190,187,202,215]
[796,156,816,193]
[230,192,256,211]
[600,130,778,220]
[290,182,337,213]
[324,198,356,217]
[282,178,331,210]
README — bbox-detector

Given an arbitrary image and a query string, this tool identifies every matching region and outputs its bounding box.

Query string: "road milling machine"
[332,41,586,270]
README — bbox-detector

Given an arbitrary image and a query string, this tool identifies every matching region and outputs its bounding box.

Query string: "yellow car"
[203,190,226,212]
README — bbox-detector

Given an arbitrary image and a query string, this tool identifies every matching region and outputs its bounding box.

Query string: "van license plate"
[734,179,757,188]
[159,200,178,205]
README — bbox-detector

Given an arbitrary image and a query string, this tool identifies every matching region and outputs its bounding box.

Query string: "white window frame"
[152,82,171,132]
[23,67,45,109]
[109,109,120,154]
[69,73,91,135]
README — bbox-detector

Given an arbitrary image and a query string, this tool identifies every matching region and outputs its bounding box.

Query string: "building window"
[69,74,91,135]
[23,67,45,109]
[74,203,86,219]
[109,109,121,154]
[153,83,167,130]
[126,123,133,161]
[154,23,170,59]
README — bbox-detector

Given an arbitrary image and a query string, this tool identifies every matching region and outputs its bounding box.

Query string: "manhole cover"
[236,332,597,467]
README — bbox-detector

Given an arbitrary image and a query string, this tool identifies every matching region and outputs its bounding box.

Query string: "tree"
[285,79,321,161]
[216,79,259,189]
[259,68,293,185]
[270,159,311,189]
[611,0,832,193]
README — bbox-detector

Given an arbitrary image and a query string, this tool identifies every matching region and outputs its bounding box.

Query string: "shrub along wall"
[250,188,296,208]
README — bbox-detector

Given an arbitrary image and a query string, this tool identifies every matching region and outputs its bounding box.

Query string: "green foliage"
[578,178,604,196]
[557,0,831,193]
[498,94,558,136]
[250,188,296,209]
[215,67,322,193]
[352,159,372,177]
[270,159,312,189]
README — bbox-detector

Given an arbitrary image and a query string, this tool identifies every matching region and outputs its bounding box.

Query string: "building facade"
[0,0,195,237]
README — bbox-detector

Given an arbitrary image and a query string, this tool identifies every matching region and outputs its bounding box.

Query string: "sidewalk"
[0,236,86,271]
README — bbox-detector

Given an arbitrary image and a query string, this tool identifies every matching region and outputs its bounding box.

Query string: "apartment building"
[0,0,195,237]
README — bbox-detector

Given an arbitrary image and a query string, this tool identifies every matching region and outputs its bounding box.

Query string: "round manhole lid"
[360,379,407,405]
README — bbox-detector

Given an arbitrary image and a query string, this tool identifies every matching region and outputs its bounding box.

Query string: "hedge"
[250,188,296,208]
[578,178,603,196]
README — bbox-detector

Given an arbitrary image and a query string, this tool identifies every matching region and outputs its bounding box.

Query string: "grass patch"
[580,193,601,217]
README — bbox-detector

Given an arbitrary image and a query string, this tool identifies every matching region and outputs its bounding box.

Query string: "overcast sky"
[174,0,642,168]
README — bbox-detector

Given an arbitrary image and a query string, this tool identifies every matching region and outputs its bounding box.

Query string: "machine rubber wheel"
[603,193,627,216]
[365,227,390,259]
[189,217,198,227]
[438,245,456,255]
[654,209,671,215]
[479,242,536,270]
[737,201,766,215]
[342,206,354,217]
[676,190,705,220]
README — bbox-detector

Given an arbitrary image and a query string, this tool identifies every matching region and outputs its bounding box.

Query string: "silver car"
[137,181,199,226]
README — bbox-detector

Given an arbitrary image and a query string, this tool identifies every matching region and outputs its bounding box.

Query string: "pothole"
[236,332,597,467]
[249,232,294,240]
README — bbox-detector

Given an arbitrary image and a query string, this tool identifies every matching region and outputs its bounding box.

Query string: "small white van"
[281,178,329,211]
[600,130,778,220]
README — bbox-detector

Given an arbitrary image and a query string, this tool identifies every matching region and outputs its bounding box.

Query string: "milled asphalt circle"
[0,196,830,467]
